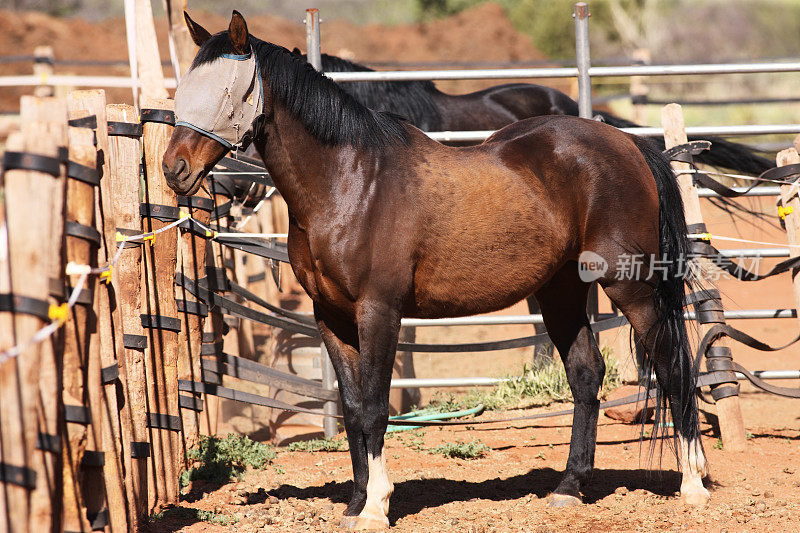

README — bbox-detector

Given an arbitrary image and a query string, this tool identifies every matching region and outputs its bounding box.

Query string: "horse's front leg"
[351,298,402,530]
[313,304,369,524]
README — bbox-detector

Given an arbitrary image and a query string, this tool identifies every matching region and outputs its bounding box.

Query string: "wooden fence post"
[661,103,747,452]
[0,95,66,533]
[107,103,149,529]
[165,0,197,77]
[68,90,128,531]
[777,149,800,331]
[176,188,214,450]
[31,96,68,533]
[140,96,180,510]
[134,0,168,100]
[33,46,54,98]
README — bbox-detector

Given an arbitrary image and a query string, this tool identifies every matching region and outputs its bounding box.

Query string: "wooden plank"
[176,189,212,451]
[165,0,197,77]
[60,120,97,533]
[777,149,800,334]
[661,103,746,452]
[107,103,148,530]
[68,90,127,532]
[134,0,168,100]
[140,95,179,511]
[0,95,66,533]
[31,96,67,533]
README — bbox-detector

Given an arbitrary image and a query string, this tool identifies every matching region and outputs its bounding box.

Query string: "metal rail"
[382,370,800,389]
[400,308,798,328]
[426,124,800,142]
[324,61,800,83]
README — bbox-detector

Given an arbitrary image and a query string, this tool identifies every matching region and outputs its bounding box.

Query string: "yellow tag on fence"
[100,267,113,284]
[48,303,69,324]
[779,205,794,219]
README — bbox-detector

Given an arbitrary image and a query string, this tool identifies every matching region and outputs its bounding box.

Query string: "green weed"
[287,437,347,452]
[429,439,490,460]
[180,434,276,487]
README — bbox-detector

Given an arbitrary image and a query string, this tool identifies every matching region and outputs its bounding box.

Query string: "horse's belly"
[410,239,559,319]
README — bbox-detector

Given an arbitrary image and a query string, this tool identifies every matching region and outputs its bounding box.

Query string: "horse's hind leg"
[601,277,709,506]
[534,263,604,506]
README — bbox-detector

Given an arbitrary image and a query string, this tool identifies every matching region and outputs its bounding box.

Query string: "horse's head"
[163,11,263,195]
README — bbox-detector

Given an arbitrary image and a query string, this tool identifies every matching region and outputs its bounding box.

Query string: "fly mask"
[175,52,264,150]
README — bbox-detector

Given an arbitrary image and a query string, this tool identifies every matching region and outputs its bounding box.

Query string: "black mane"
[319,54,443,131]
[192,32,410,149]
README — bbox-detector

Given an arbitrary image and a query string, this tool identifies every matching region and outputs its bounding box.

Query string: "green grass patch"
[424,347,621,412]
[150,506,240,526]
[287,436,347,452]
[180,434,276,488]
[429,439,490,460]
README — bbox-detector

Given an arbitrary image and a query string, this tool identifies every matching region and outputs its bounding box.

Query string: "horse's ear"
[291,47,302,57]
[184,11,211,47]
[229,10,249,55]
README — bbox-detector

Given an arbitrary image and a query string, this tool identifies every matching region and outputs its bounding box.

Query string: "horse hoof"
[340,516,359,529]
[548,494,582,507]
[681,486,710,506]
[352,515,390,530]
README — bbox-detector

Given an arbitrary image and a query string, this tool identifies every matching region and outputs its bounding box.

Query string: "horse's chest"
[287,227,357,315]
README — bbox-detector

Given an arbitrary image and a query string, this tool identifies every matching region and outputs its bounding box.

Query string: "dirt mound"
[0,2,566,113]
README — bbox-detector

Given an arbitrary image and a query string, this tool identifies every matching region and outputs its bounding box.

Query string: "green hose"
[387,404,485,432]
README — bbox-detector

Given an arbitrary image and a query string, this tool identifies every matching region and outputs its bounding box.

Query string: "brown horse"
[164,12,709,530]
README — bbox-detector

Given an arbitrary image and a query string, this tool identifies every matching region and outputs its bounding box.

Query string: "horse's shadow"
[270,467,682,523]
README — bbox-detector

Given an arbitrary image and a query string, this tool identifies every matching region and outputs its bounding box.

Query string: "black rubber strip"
[179,394,204,412]
[140,202,182,222]
[36,432,61,454]
[0,463,37,489]
[66,160,100,186]
[58,146,69,162]
[147,412,182,432]
[0,293,51,321]
[140,314,182,333]
[247,271,266,283]
[140,108,175,125]
[2,151,61,177]
[66,283,93,306]
[87,509,109,531]
[123,333,147,350]
[686,222,708,235]
[208,199,233,220]
[200,342,224,356]
[130,441,150,459]
[64,404,92,425]
[178,195,215,212]
[65,220,101,246]
[101,364,119,384]
[200,266,230,292]
[177,299,208,317]
[691,240,800,282]
[68,115,97,129]
[761,163,800,183]
[49,277,65,300]
[80,450,105,468]
[663,140,711,163]
[710,384,740,401]
[202,332,216,343]
[116,227,143,249]
[107,121,143,137]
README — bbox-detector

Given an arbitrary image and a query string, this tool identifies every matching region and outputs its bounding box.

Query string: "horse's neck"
[254,104,362,227]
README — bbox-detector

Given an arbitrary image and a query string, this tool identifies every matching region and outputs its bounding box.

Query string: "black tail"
[631,135,701,455]
[600,111,774,175]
